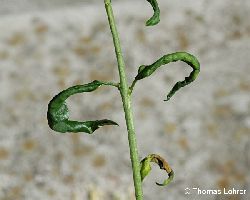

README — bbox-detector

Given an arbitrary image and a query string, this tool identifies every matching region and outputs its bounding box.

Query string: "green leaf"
[135,52,200,101]
[140,154,174,186]
[140,155,152,181]
[47,80,118,134]
[146,0,160,26]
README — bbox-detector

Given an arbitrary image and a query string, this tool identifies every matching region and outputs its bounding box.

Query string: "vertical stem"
[104,0,143,199]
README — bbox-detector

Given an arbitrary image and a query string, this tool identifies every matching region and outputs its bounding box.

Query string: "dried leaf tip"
[140,154,174,186]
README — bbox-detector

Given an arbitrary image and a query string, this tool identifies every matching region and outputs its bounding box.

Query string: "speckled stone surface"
[0,0,250,199]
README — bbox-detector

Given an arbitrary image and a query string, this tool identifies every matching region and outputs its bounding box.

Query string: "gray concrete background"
[0,0,250,199]
[0,0,89,15]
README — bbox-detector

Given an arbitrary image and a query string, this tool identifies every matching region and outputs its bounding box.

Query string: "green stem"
[101,81,120,88]
[129,79,137,95]
[104,0,143,199]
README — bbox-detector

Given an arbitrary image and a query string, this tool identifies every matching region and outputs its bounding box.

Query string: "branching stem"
[104,0,143,199]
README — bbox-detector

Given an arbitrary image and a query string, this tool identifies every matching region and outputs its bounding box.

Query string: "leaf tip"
[155,170,174,186]
[145,18,160,26]
[145,0,160,27]
[164,96,170,102]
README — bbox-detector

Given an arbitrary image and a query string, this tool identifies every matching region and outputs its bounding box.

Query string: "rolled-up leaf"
[135,52,200,101]
[146,0,160,26]
[140,154,174,186]
[47,80,118,134]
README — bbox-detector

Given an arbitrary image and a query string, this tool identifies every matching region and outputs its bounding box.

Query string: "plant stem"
[104,0,143,199]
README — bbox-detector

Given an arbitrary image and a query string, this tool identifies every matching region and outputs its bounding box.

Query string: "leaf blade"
[140,154,174,186]
[47,80,119,134]
[146,0,160,26]
[135,52,200,101]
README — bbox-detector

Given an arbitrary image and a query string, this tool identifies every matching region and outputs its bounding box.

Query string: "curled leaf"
[146,0,160,26]
[47,80,118,134]
[135,52,200,101]
[140,154,174,186]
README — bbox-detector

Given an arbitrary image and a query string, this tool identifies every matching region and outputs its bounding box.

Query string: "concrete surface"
[0,0,250,199]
